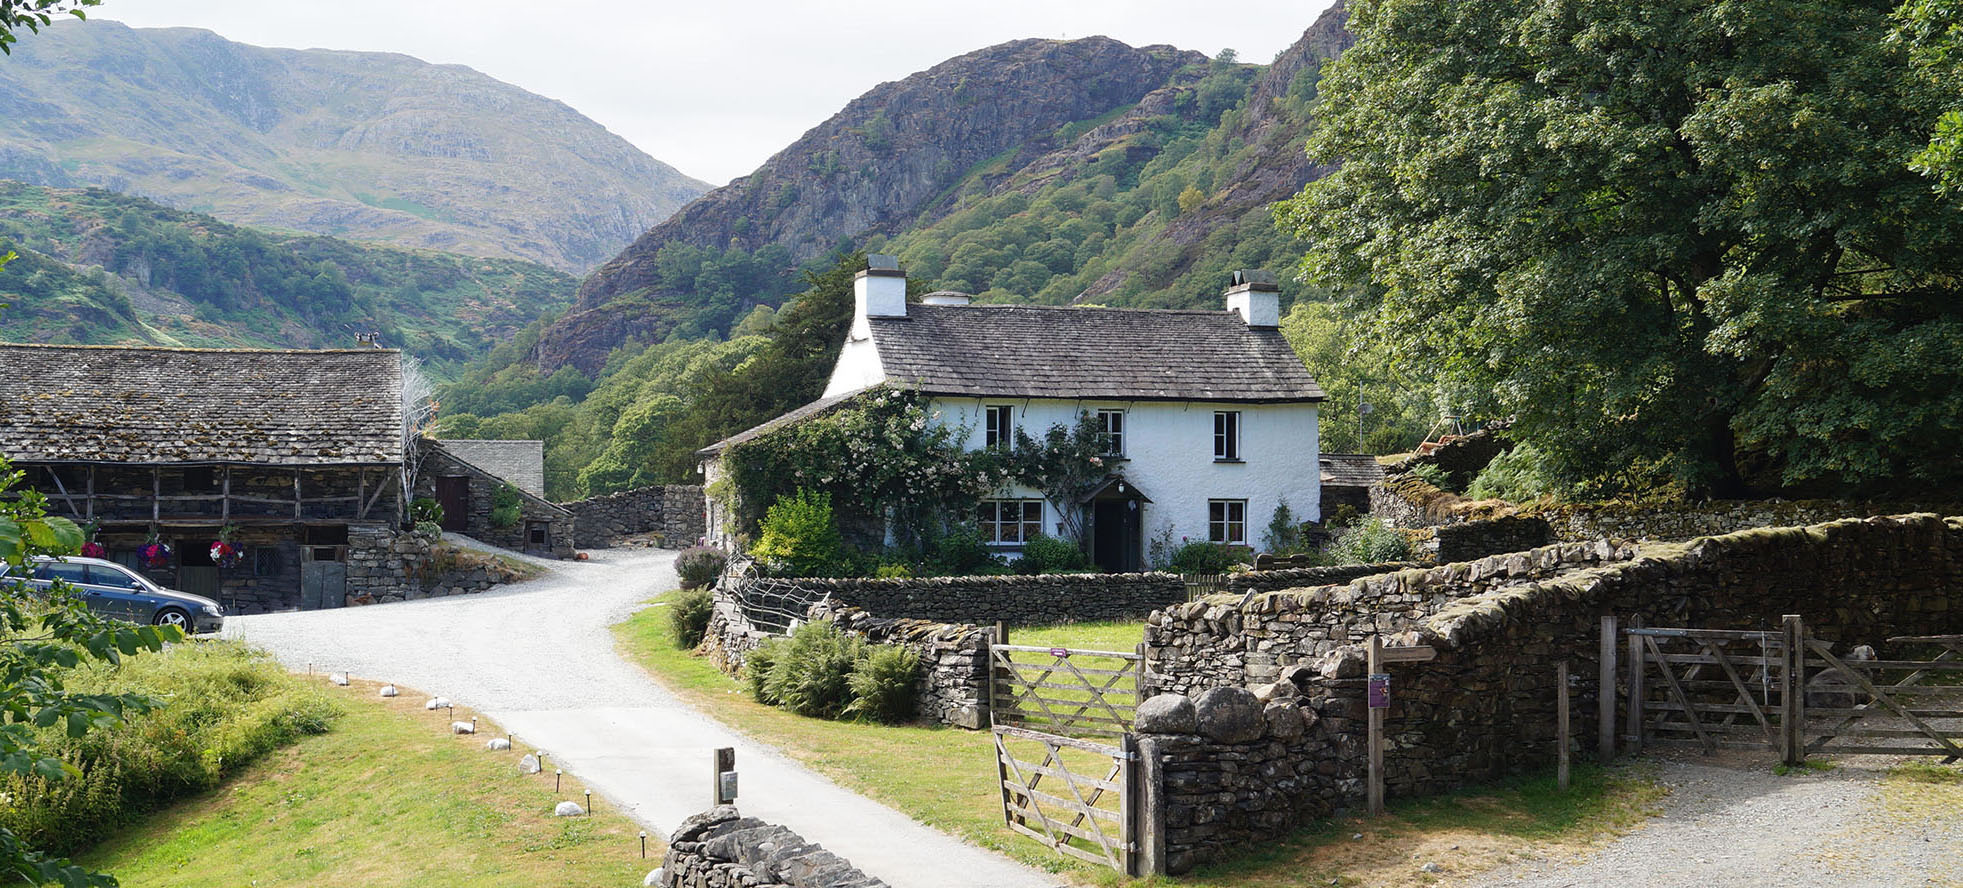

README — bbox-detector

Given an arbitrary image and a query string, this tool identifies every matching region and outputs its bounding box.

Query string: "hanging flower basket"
[209,541,241,570]
[80,541,107,559]
[139,542,172,569]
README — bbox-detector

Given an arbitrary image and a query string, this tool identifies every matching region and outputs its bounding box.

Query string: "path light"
[555,769,562,793]
[585,789,592,816]
[639,831,648,858]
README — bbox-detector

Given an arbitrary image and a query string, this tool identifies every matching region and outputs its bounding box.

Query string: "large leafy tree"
[1898,0,1963,192]
[1281,0,1963,496]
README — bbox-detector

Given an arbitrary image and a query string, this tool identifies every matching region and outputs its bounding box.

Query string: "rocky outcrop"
[535,37,1203,373]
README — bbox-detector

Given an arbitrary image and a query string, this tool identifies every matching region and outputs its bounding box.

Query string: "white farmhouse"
[701,258,1325,571]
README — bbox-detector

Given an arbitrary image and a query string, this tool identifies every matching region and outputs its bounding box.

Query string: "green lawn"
[1013,619,1147,652]
[79,680,655,888]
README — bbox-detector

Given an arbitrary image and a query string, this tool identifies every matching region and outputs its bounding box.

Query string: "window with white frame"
[985,405,1014,450]
[1213,411,1241,461]
[979,499,1045,544]
[1096,409,1125,457]
[1208,499,1247,545]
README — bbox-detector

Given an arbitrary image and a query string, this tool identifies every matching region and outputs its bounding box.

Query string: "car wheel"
[153,608,191,630]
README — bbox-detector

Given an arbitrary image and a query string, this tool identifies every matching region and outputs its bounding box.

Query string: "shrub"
[675,546,728,590]
[488,483,523,529]
[751,489,847,577]
[924,524,1004,576]
[846,644,921,724]
[0,641,339,856]
[1169,540,1253,573]
[762,620,864,719]
[1324,517,1411,565]
[744,639,782,705]
[1466,443,1564,502]
[874,563,915,579]
[669,588,714,649]
[1261,497,1308,554]
[1011,534,1091,575]
[1407,461,1451,490]
[409,496,444,526]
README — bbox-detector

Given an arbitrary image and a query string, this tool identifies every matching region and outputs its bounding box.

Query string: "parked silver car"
[2,556,225,634]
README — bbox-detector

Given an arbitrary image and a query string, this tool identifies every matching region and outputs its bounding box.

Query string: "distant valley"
[0,20,709,273]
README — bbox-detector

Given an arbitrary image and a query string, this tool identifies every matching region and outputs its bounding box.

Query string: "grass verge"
[78,676,655,888]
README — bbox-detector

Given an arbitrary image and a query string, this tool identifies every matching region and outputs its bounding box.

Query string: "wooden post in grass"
[1625,615,1645,755]
[1557,660,1571,791]
[1598,615,1617,763]
[1367,634,1385,817]
[1781,614,1804,767]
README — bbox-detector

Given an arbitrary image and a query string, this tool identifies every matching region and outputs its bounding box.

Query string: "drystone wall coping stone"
[659,806,890,888]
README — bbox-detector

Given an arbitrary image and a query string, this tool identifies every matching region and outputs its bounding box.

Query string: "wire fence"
[721,569,831,636]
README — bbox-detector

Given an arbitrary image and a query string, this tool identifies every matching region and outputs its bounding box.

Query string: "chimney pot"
[1225,269,1280,328]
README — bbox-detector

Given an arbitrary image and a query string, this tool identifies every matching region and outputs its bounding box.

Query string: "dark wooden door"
[435,476,470,532]
[301,561,346,610]
[1091,500,1138,573]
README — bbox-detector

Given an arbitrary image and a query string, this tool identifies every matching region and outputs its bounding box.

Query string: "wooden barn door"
[436,476,470,532]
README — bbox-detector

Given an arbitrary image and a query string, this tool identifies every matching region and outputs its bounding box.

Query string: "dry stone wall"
[785,572,1185,627]
[1225,561,1422,595]
[1133,514,1963,873]
[1532,499,1963,544]
[656,806,889,888]
[561,484,704,549]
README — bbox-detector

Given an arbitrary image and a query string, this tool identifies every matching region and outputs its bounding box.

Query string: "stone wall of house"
[560,484,704,549]
[788,572,1187,627]
[346,524,431,603]
[417,446,574,558]
[1224,562,1423,595]
[1145,539,1640,696]
[1133,514,1963,873]
[656,806,889,888]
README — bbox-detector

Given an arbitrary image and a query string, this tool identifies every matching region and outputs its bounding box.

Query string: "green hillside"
[0,182,575,373]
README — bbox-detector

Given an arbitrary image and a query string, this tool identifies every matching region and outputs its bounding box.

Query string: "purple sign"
[1049,647,1070,658]
[1367,673,1391,709]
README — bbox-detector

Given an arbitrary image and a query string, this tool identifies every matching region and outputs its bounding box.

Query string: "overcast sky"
[98,0,1336,185]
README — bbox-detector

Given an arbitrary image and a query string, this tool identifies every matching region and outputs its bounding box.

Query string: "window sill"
[1213,458,1245,464]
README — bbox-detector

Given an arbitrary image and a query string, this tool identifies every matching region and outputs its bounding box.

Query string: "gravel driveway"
[1466,750,1963,888]
[224,545,1057,888]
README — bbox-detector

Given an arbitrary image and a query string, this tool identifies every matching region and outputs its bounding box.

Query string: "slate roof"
[697,391,859,456]
[438,439,545,497]
[1320,453,1386,488]
[866,304,1324,403]
[0,343,404,466]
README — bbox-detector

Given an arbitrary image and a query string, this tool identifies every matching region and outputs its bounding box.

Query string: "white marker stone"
[553,801,585,817]
[450,721,476,734]
[329,672,349,686]
[378,684,398,697]
[518,754,541,774]
[486,738,511,751]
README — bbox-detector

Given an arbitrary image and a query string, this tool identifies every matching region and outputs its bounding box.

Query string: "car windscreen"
[31,562,89,584]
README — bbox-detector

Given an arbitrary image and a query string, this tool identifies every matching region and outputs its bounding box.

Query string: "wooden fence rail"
[989,643,1143,739]
[993,724,1137,874]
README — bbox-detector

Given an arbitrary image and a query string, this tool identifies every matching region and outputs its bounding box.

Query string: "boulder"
[1134,694,1198,734]
[1194,686,1265,744]
[518,754,541,774]
[378,684,398,697]
[1321,648,1366,680]
[486,737,512,751]
[554,801,585,817]
[1253,680,1300,703]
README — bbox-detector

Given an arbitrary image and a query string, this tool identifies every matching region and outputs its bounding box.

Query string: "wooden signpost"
[1366,637,1435,817]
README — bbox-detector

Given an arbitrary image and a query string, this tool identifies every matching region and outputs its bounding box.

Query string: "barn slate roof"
[0,343,404,466]
[437,439,546,498]
[1320,452,1386,488]
[865,303,1325,403]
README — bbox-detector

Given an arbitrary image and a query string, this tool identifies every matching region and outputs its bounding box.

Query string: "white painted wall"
[930,397,1320,556]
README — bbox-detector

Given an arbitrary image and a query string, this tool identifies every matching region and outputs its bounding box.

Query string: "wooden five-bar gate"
[1610,615,1963,764]
[988,640,1144,874]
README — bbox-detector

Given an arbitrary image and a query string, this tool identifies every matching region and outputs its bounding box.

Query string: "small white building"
[701,259,1325,571]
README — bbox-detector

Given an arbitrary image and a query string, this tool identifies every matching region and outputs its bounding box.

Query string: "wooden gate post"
[1781,614,1804,767]
[1557,660,1571,791]
[1367,635,1385,817]
[1598,615,1617,763]
[1625,615,1645,755]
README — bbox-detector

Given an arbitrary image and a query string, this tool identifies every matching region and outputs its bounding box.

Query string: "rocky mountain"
[0,182,575,373]
[0,20,710,273]
[535,36,1205,373]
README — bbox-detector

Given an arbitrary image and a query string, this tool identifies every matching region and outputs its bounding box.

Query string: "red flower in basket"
[139,542,172,568]
[209,541,241,570]
[80,541,107,559]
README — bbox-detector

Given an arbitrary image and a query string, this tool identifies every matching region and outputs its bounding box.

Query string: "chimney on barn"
[1225,269,1280,328]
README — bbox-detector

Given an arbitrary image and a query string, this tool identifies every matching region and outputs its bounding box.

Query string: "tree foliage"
[1282,0,1963,496]
[0,458,177,886]
[0,0,95,54]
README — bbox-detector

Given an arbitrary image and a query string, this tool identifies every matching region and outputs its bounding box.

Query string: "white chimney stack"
[855,254,909,321]
[1225,269,1279,328]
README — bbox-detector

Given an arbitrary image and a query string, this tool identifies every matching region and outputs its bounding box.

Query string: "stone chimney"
[855,254,908,321]
[1224,269,1279,328]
